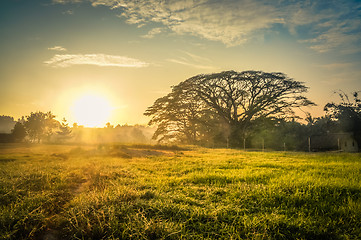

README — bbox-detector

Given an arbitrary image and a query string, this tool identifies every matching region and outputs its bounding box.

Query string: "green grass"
[0,144,360,239]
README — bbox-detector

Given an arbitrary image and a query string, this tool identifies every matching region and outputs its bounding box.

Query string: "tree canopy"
[0,115,16,133]
[11,122,27,142]
[56,118,72,142]
[324,91,361,145]
[24,111,59,143]
[145,70,314,147]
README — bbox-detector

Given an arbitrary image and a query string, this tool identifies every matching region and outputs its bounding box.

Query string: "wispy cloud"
[61,0,361,53]
[317,61,360,86]
[48,46,67,51]
[63,9,74,15]
[52,0,81,3]
[142,27,163,39]
[92,0,284,46]
[287,1,361,53]
[320,70,361,86]
[44,53,149,68]
[318,62,354,70]
[181,51,212,64]
[167,51,215,70]
[167,59,214,70]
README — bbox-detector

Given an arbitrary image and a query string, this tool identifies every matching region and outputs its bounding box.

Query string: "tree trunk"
[229,124,244,148]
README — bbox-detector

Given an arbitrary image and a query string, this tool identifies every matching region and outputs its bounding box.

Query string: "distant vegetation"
[0,115,16,133]
[0,112,155,145]
[0,144,360,239]
[145,70,314,147]
[0,70,360,151]
[145,71,360,151]
[0,71,360,239]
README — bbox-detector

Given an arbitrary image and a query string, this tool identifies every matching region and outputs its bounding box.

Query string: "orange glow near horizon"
[70,94,113,127]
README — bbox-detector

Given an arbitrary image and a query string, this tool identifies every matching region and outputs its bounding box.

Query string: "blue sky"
[1,0,361,126]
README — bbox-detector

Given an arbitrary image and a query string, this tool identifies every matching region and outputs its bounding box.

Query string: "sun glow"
[71,94,113,127]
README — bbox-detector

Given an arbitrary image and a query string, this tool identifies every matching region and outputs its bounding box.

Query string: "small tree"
[57,118,72,142]
[24,111,59,143]
[0,115,16,133]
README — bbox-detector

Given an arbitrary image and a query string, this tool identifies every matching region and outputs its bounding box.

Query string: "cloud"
[181,51,212,64]
[319,62,354,70]
[286,1,361,53]
[62,0,361,53]
[44,53,149,68]
[167,51,215,70]
[92,0,284,46]
[317,61,360,86]
[167,59,215,70]
[63,9,74,15]
[48,46,67,51]
[142,27,163,39]
[52,0,82,3]
[320,70,361,86]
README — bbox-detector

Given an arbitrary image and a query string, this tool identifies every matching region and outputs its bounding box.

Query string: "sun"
[71,94,113,127]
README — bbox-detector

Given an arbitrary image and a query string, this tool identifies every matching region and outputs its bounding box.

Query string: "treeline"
[145,71,361,151]
[0,112,155,144]
[1,70,360,151]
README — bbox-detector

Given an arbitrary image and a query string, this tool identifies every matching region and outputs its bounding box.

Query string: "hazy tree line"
[0,112,154,144]
[145,70,361,151]
[1,70,360,150]
[0,112,71,143]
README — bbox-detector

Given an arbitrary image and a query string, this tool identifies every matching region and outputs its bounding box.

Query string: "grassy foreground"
[0,144,360,240]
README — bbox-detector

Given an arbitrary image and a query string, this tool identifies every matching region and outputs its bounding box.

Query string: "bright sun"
[71,94,113,127]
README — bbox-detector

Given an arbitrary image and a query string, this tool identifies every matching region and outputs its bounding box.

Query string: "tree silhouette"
[0,115,16,133]
[24,111,58,143]
[145,82,219,143]
[145,70,314,146]
[57,118,72,142]
[11,122,27,142]
[325,91,361,146]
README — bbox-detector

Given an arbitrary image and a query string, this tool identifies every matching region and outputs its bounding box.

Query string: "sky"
[1,0,361,127]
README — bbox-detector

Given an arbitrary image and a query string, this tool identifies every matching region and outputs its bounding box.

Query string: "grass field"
[0,143,360,239]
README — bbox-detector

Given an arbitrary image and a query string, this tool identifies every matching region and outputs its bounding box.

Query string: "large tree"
[145,82,218,143]
[145,70,314,146]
